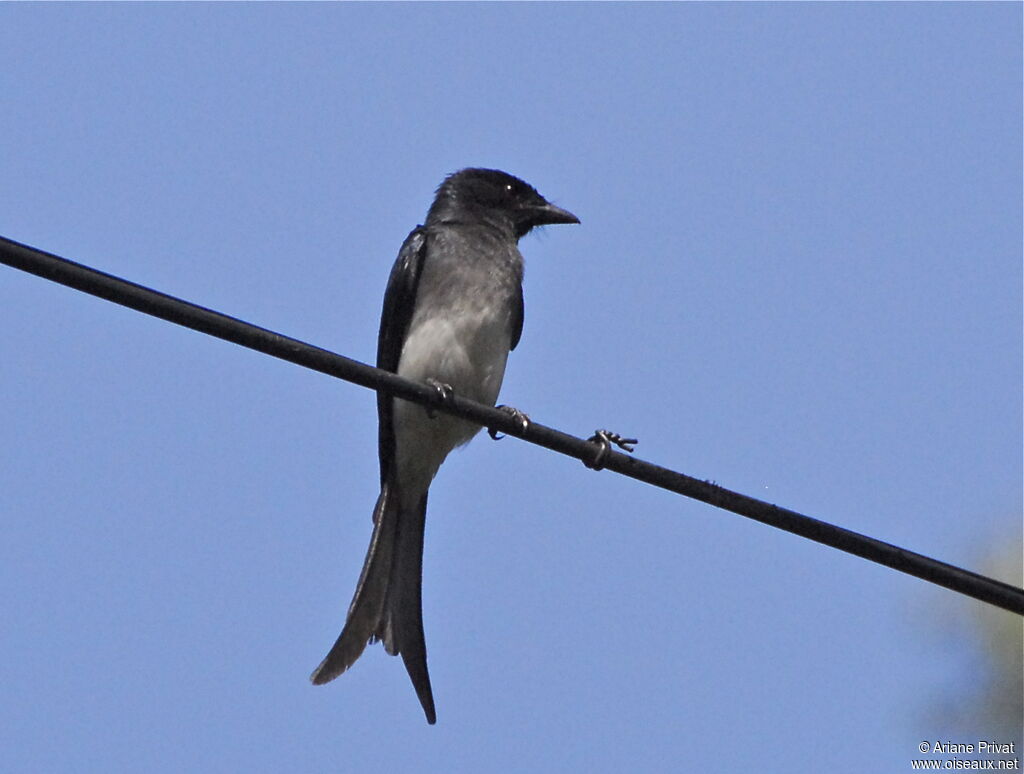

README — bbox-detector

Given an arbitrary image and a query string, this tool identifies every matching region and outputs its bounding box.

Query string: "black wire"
[2,234,1022,615]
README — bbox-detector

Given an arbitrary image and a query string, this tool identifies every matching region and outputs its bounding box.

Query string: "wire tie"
[584,429,638,471]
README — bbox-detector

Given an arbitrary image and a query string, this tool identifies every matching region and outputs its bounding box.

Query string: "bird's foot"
[488,405,530,440]
[425,378,454,419]
[583,429,638,471]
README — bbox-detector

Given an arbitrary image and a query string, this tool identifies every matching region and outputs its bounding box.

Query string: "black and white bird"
[310,168,579,724]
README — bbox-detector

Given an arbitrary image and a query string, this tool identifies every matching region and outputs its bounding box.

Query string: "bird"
[309,168,579,724]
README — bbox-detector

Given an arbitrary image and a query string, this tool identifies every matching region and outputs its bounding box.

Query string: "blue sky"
[1,4,1020,772]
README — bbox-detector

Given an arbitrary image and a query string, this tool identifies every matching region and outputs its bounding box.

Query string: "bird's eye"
[505,184,513,192]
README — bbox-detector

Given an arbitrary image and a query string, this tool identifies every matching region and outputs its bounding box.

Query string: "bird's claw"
[583,429,638,471]
[425,378,454,419]
[488,405,530,440]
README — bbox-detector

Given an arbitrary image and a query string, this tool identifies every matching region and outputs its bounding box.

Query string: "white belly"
[391,306,511,503]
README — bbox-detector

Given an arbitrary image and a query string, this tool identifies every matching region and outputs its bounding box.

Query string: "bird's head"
[427,168,579,239]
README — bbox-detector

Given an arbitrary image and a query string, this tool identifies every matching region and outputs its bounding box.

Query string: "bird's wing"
[510,281,524,351]
[377,226,429,485]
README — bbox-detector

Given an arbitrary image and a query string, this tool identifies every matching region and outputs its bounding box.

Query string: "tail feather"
[310,482,436,725]
[382,491,434,723]
[309,484,397,684]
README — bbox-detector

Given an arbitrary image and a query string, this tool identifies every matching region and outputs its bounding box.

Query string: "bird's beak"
[530,202,580,226]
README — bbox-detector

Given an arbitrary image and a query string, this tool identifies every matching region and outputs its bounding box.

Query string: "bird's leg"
[583,429,638,471]
[425,378,454,419]
[488,405,530,440]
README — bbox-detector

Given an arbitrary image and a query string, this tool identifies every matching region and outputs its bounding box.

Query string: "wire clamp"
[583,429,638,471]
